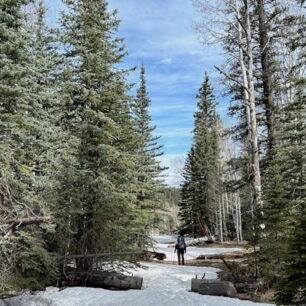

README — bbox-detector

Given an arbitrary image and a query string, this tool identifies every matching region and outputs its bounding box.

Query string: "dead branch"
[2,216,51,228]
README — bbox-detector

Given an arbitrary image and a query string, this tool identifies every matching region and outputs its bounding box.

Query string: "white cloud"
[159,58,173,65]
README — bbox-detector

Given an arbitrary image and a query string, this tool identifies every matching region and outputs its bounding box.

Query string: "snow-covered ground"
[1,263,274,306]
[152,235,244,262]
[1,236,275,306]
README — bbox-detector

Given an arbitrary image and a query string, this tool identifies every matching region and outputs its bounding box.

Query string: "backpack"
[177,236,185,250]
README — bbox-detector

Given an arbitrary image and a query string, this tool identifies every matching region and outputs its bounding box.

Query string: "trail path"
[1,235,275,306]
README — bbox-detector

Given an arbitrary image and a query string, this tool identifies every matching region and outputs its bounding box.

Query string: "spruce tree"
[131,65,165,239]
[57,0,140,268]
[193,73,221,236]
[178,148,198,236]
[273,86,306,305]
[0,0,57,293]
[179,73,221,237]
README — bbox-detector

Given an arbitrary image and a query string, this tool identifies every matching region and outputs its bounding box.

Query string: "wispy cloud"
[45,0,229,186]
[159,58,173,65]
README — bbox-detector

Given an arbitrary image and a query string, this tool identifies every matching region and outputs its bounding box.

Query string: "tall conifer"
[0,0,56,293]
[179,73,221,237]
[131,65,165,237]
[57,0,139,267]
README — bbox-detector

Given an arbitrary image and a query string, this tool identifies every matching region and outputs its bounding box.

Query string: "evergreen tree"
[271,86,306,306]
[178,148,197,236]
[193,73,221,235]
[0,0,57,293]
[131,65,165,239]
[179,73,221,237]
[56,0,140,268]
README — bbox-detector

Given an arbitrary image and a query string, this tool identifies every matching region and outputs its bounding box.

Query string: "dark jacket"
[175,236,186,252]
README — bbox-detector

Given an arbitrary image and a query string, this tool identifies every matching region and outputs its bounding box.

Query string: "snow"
[155,243,244,262]
[1,263,274,306]
[1,236,275,306]
[152,235,244,262]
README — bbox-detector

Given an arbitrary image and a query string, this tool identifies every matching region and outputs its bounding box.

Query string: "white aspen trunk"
[235,192,240,244]
[219,199,223,244]
[222,193,228,240]
[215,210,219,238]
[225,192,229,215]
[238,192,243,241]
[236,0,252,154]
[244,0,262,207]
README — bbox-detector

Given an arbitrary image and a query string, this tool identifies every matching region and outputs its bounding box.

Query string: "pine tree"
[258,2,306,302]
[273,85,306,306]
[194,73,221,235]
[0,0,57,293]
[56,0,140,268]
[178,148,198,236]
[131,65,165,239]
[179,73,221,237]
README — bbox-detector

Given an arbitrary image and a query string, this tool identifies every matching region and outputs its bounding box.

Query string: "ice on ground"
[1,263,274,306]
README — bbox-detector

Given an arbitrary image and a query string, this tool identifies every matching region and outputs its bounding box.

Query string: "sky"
[44,0,228,186]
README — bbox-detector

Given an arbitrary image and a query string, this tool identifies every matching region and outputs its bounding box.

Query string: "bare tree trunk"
[235,192,240,244]
[222,193,228,240]
[236,0,252,157]
[244,0,262,207]
[219,199,223,244]
[225,192,229,215]
[238,193,243,241]
[257,0,275,157]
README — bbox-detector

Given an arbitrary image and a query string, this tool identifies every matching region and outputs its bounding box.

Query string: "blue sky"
[44,0,229,186]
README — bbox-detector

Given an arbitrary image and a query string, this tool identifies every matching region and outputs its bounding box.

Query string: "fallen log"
[196,253,244,260]
[198,281,237,297]
[191,278,221,292]
[168,236,215,248]
[3,216,51,227]
[54,251,144,260]
[191,278,237,297]
[63,270,143,290]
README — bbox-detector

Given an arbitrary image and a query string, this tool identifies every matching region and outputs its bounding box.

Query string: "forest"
[0,0,305,305]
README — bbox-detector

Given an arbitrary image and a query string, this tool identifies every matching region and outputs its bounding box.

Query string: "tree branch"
[3,216,51,228]
[214,65,251,102]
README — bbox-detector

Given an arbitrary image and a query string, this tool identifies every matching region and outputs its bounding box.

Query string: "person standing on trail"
[175,234,186,265]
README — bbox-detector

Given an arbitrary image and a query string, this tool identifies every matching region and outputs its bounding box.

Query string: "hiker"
[175,234,186,265]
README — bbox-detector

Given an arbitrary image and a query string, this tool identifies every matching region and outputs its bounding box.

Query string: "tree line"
[178,0,305,304]
[0,0,164,294]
